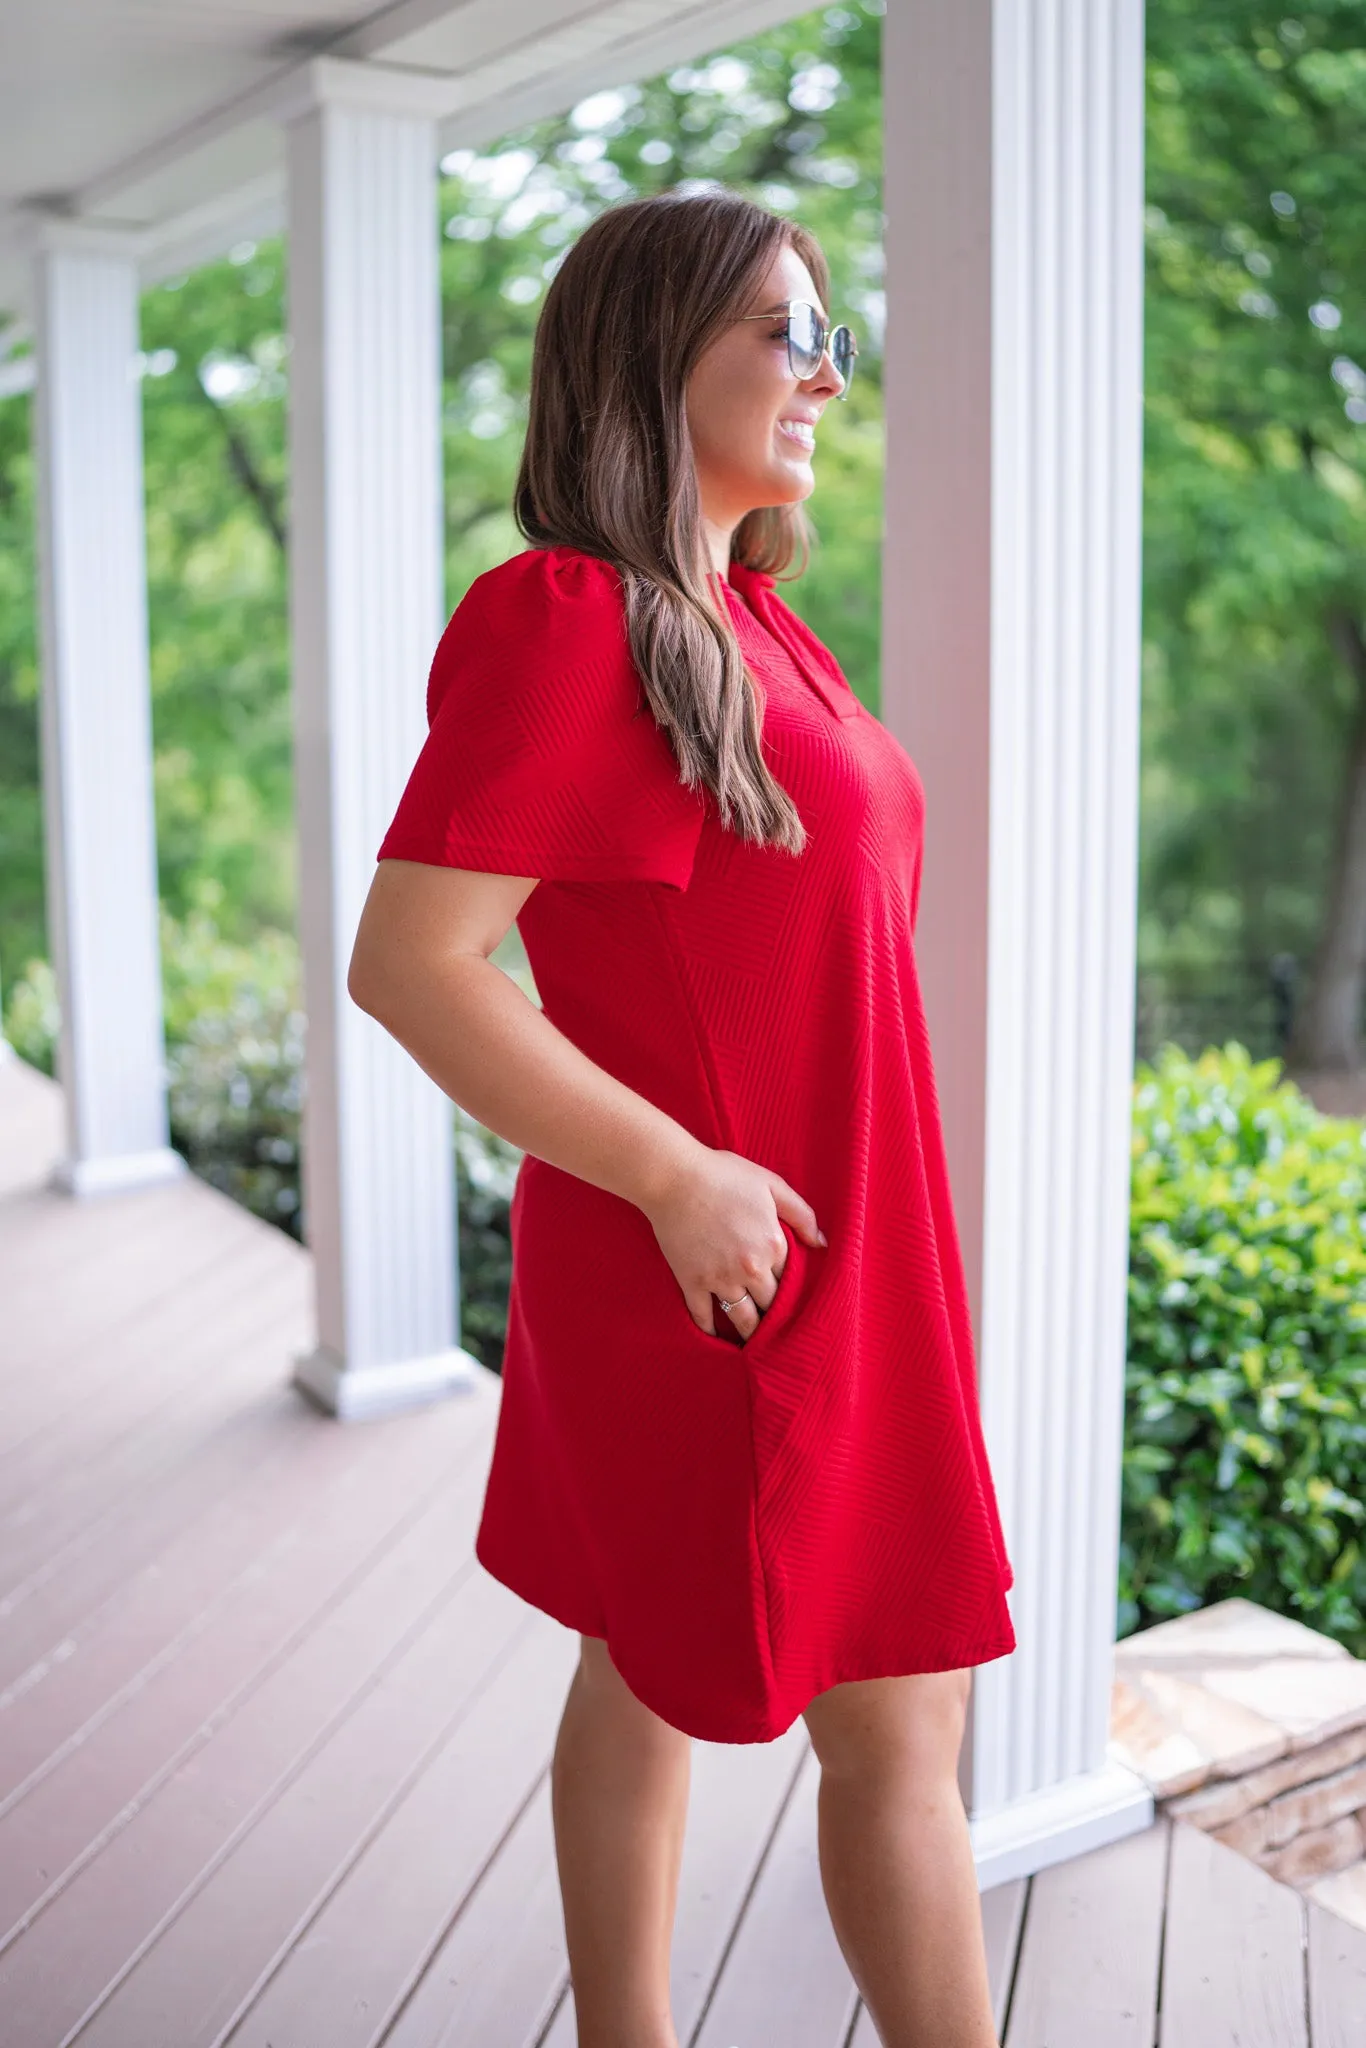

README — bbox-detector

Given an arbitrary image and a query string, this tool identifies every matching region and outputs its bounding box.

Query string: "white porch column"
[28,220,183,1198]
[283,65,475,1420]
[882,0,1153,1884]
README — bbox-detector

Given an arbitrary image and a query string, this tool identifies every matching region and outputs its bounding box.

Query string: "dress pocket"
[681,1224,816,1357]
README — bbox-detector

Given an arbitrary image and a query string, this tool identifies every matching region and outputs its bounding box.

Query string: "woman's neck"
[700,510,737,579]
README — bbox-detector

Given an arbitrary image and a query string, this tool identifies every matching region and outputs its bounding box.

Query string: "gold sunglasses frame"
[735,298,858,397]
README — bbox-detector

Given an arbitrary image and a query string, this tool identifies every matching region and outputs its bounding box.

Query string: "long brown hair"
[515,188,830,856]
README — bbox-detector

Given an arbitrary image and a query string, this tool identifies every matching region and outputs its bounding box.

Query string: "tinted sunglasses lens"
[787,302,823,378]
[831,326,856,393]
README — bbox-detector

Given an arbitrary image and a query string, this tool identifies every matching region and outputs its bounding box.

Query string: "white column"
[284,66,475,1421]
[28,220,183,1197]
[882,0,1153,1886]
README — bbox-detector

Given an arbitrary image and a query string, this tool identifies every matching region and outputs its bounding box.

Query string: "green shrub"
[454,1105,518,1373]
[3,955,59,1073]
[1123,1042,1366,1652]
[162,914,306,1233]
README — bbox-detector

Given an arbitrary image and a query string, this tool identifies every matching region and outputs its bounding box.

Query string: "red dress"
[377,545,1016,1743]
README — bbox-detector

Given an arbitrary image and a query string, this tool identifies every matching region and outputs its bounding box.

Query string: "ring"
[718,1290,752,1314]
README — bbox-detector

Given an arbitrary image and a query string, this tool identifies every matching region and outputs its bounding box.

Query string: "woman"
[350,188,1015,2048]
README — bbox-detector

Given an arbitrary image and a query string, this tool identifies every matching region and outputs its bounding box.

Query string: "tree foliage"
[1140,1,1366,1052]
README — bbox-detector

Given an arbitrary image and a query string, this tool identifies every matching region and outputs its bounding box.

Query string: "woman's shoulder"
[427,547,633,723]
[457,545,626,638]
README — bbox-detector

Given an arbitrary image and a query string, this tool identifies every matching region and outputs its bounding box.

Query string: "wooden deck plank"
[412,1705,810,2048]
[0,1398,495,1911]
[0,1173,282,1360]
[0,1366,340,1686]
[382,1771,569,2048]
[0,1249,309,1573]
[0,1161,270,1334]
[847,1870,1031,2048]
[0,1382,492,1801]
[221,1612,579,2047]
[1,1160,300,1422]
[0,1224,301,1463]
[69,1578,542,2047]
[0,1446,506,2043]
[0,1212,271,1398]
[541,1715,815,2048]
[0,1132,207,1269]
[1306,1895,1366,2048]
[1160,1819,1307,2048]
[0,1368,318,1662]
[847,1998,876,2045]
[532,1728,819,2048]
[1003,1815,1167,2046]
[668,1722,813,2043]
[0,1307,476,1692]
[0,1354,446,1687]
[980,1877,1029,2037]
[691,1744,859,2048]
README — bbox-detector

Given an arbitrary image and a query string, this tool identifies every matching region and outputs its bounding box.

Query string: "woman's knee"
[570,1635,690,1750]
[802,1667,972,1783]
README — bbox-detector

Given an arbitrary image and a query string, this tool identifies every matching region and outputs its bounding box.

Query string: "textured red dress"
[377,544,1016,1743]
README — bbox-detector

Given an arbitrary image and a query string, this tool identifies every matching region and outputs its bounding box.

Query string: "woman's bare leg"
[551,1634,692,2048]
[802,1668,998,2048]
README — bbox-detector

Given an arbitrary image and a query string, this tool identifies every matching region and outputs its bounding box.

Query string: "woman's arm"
[346,858,825,1337]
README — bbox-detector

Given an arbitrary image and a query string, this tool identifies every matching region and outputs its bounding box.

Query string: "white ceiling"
[1,1,370,211]
[0,0,800,327]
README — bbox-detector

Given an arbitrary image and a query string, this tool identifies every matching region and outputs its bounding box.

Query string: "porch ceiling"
[0,0,797,326]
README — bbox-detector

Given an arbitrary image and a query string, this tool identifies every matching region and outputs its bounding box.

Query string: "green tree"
[1141,0,1366,1069]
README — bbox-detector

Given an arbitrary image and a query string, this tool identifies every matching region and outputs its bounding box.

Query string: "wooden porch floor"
[2,1052,1365,2047]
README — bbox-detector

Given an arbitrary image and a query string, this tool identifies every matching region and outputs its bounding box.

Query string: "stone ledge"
[1107,1597,1366,1933]
[1110,1600,1366,1799]
[1113,1595,1351,1676]
[1167,1724,1366,1831]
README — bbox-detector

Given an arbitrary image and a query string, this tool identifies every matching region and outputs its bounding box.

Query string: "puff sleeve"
[376,547,707,889]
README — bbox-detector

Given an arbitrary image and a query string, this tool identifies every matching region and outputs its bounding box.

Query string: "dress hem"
[474,1531,1017,1745]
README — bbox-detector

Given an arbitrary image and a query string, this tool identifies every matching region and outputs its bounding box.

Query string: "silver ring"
[718,1289,752,1314]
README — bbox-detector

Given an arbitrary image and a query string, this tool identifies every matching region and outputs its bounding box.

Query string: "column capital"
[268,55,454,127]
[18,207,148,264]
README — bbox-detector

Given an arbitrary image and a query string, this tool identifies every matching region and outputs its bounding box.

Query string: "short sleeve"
[376,547,707,889]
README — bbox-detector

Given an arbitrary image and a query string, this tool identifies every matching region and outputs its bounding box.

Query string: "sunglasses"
[737,299,858,397]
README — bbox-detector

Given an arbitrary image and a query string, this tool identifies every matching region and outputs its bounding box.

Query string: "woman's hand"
[638,1147,827,1341]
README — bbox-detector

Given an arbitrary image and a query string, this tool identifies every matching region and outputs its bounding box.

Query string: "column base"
[292,1340,486,1421]
[970,1758,1154,1890]
[52,1145,187,1198]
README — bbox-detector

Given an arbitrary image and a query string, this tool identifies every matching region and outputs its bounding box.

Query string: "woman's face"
[685,241,845,536]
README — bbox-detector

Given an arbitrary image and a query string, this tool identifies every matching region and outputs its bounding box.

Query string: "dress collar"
[725,559,776,604]
[721,559,857,721]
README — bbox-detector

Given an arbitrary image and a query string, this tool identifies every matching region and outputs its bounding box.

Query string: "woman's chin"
[759,460,815,505]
